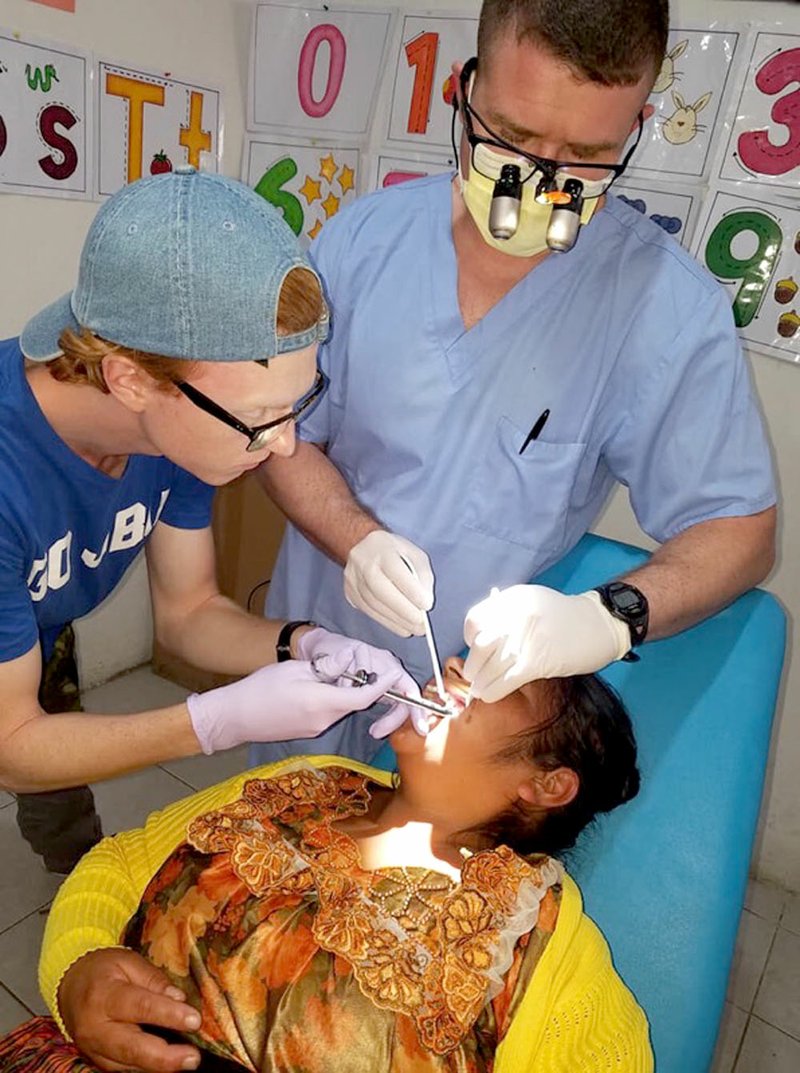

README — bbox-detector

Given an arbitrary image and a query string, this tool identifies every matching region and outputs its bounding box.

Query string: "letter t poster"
[97,60,222,196]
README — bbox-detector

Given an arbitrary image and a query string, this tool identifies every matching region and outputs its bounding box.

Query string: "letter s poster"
[0,28,92,199]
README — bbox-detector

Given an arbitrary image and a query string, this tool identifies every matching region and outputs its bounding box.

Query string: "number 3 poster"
[718,32,800,195]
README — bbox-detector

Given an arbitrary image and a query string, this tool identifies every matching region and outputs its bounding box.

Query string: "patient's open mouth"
[423,682,469,718]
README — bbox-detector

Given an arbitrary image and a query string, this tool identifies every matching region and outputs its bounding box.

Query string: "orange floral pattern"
[124,765,561,1071]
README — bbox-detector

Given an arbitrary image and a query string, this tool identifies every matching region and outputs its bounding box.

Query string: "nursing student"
[257,0,776,766]
[0,168,418,874]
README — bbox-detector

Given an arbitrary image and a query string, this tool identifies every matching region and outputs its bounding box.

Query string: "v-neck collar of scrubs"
[426,177,593,385]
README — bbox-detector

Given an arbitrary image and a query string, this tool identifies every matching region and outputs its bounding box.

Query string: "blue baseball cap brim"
[20,292,80,362]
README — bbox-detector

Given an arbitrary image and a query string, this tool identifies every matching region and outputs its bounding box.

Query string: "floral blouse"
[123,765,562,1073]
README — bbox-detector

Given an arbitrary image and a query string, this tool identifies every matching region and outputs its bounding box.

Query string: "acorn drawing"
[795,231,800,255]
[774,277,798,305]
[777,310,800,339]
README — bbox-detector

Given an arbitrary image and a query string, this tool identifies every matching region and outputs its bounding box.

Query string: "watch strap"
[276,620,316,662]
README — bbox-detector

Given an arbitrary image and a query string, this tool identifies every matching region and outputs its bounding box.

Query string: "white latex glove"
[463,585,632,703]
[187,649,411,754]
[344,530,434,637]
[296,625,427,737]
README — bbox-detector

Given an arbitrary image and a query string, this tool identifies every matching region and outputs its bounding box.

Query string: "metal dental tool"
[399,554,448,707]
[340,669,453,717]
[309,654,453,718]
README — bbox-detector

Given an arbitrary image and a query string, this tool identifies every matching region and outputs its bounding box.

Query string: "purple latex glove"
[296,626,427,737]
[187,648,410,755]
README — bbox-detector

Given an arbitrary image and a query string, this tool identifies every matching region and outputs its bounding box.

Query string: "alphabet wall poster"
[243,136,359,245]
[627,26,741,181]
[718,32,800,195]
[386,13,477,151]
[693,189,800,364]
[97,61,221,197]
[0,29,91,198]
[248,2,393,138]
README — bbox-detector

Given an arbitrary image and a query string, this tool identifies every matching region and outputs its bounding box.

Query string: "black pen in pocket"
[519,409,551,455]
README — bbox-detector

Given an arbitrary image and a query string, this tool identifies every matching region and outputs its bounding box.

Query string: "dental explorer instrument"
[399,555,448,705]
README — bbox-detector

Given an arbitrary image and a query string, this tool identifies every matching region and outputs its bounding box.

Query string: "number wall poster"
[0,29,91,198]
[628,26,742,181]
[248,3,393,137]
[613,179,701,249]
[97,61,221,197]
[243,136,359,245]
[694,190,800,363]
[718,32,800,195]
[371,151,452,191]
[386,13,477,150]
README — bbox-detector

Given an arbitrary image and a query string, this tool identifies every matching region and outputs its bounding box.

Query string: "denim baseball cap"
[21,166,328,363]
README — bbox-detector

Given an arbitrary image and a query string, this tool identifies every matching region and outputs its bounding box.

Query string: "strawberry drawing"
[442,74,456,107]
[150,150,173,175]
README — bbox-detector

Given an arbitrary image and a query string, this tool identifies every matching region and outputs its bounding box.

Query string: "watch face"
[615,589,642,612]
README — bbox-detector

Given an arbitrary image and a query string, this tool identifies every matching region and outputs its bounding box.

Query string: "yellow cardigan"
[40,756,653,1073]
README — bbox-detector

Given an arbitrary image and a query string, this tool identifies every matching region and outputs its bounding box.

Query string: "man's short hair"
[477,0,669,86]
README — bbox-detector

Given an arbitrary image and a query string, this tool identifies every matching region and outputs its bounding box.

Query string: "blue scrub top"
[267,174,776,687]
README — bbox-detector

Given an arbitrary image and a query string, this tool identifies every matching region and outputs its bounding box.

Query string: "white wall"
[2,0,799,892]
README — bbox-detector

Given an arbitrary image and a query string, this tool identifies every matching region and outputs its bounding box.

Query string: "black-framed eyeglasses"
[177,369,328,453]
[457,57,643,199]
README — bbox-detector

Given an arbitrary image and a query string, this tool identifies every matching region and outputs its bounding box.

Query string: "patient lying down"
[3,659,653,1072]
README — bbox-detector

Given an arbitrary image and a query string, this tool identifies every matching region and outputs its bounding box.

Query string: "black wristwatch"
[594,581,649,661]
[276,620,316,662]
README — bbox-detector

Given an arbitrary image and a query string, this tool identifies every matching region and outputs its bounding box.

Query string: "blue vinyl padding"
[371,532,786,1072]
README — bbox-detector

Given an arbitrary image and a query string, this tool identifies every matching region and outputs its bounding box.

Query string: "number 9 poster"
[697,29,800,362]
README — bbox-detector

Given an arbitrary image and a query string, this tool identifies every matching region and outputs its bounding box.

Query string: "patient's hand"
[58,948,201,1072]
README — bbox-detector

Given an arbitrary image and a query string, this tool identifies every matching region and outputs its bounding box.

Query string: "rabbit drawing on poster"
[653,39,689,93]
[662,90,712,145]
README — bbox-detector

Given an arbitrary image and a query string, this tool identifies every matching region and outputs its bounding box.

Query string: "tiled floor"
[0,666,798,1072]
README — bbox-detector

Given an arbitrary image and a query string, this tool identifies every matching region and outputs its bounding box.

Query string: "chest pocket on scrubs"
[463,415,587,554]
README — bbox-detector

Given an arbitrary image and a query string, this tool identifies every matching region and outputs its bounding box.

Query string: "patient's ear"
[517,768,579,810]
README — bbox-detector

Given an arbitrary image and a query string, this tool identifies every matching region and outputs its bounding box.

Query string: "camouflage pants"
[16,625,102,873]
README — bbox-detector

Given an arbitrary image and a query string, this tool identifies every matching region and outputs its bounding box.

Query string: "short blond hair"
[47,265,326,391]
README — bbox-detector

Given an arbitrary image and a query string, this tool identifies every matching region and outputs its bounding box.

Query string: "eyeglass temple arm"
[178,383,253,437]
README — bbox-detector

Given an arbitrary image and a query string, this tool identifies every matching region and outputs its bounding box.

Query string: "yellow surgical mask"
[458,142,602,257]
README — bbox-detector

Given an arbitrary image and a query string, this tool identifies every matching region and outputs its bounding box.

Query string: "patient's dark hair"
[473,674,640,857]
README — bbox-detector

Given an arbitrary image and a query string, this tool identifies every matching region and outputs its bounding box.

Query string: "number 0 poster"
[248,3,393,136]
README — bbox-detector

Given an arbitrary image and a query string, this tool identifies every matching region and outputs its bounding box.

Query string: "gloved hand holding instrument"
[187,626,424,754]
[344,530,434,636]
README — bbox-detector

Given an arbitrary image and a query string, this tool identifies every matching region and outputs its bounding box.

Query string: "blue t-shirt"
[267,174,777,687]
[0,337,215,662]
